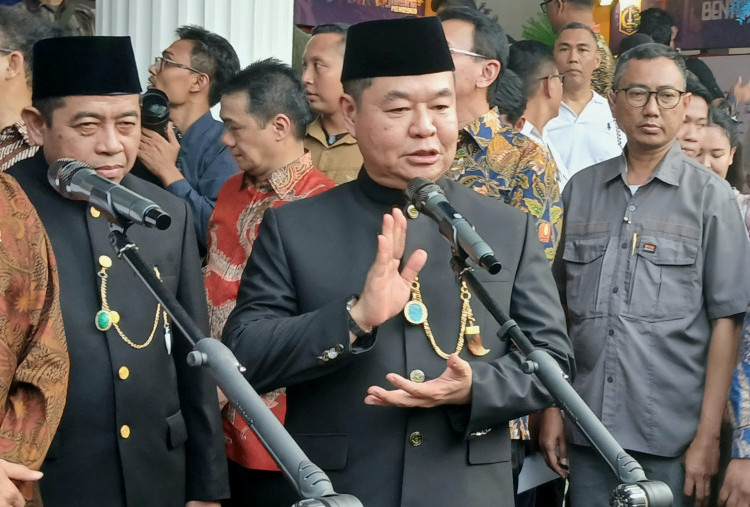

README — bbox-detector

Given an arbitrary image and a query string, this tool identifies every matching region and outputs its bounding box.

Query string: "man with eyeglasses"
[546,22,624,180]
[136,25,240,255]
[0,6,61,171]
[508,40,570,191]
[438,7,563,262]
[541,43,750,507]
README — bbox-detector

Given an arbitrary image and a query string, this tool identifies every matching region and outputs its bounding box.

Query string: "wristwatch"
[346,295,373,338]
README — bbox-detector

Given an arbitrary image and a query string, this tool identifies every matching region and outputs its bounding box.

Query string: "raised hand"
[348,208,427,337]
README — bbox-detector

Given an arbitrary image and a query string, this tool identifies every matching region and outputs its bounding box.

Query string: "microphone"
[404,177,501,274]
[610,480,674,506]
[48,158,171,230]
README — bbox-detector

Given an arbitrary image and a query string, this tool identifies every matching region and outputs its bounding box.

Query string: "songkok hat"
[32,36,142,100]
[341,16,454,82]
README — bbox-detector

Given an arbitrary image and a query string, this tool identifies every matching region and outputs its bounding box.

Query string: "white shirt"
[521,120,571,192]
[546,91,624,179]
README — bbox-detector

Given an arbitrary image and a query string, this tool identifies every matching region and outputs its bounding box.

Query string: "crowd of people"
[0,0,750,506]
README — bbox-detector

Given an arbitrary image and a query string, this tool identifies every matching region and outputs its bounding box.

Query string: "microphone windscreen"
[48,158,94,198]
[404,177,442,205]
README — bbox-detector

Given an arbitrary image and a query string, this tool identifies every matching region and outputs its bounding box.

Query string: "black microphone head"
[404,177,443,210]
[47,158,95,198]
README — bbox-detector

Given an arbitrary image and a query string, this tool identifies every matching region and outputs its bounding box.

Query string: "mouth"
[95,166,123,179]
[405,149,440,165]
[305,92,318,100]
[681,145,697,156]
[639,123,662,134]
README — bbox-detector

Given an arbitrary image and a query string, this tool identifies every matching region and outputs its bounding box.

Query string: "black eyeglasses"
[540,0,553,13]
[614,86,686,109]
[540,73,565,84]
[0,48,14,54]
[153,56,202,74]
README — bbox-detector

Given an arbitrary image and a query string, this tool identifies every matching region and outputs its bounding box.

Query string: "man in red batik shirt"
[204,58,335,507]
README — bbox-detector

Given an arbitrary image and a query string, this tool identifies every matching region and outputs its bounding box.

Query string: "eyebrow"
[70,110,139,122]
[384,88,453,102]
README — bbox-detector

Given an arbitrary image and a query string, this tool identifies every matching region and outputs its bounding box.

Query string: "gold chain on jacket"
[403,277,490,359]
[95,255,167,350]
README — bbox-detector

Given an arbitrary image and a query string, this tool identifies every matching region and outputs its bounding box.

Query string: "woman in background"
[699,106,750,241]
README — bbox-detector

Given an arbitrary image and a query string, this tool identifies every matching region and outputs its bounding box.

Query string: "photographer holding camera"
[137,25,240,254]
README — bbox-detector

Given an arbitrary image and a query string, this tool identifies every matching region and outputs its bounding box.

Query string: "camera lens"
[141,89,170,139]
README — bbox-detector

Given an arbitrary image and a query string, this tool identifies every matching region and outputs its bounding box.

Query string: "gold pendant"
[465,325,490,356]
[403,300,428,325]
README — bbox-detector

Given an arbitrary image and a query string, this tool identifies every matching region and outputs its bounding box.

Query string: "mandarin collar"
[355,167,408,206]
[355,168,451,207]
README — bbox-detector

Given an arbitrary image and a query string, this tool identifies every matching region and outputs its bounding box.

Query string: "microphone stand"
[449,253,674,507]
[107,222,362,507]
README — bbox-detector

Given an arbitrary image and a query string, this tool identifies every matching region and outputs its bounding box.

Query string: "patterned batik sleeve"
[509,141,563,263]
[730,308,750,459]
[0,175,68,470]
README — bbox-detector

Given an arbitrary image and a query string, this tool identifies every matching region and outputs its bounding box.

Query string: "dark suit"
[223,170,574,507]
[9,152,229,507]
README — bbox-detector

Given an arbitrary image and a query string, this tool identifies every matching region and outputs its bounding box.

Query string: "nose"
[642,92,660,116]
[95,124,124,156]
[409,107,437,138]
[221,130,234,147]
[148,61,158,76]
[301,64,313,85]
[699,154,711,170]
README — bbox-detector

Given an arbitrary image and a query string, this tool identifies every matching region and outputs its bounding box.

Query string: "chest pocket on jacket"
[562,236,609,320]
[624,233,699,322]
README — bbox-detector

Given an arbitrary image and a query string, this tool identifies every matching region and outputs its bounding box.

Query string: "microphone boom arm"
[449,254,673,507]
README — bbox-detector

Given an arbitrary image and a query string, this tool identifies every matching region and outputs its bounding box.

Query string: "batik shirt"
[205,151,335,470]
[592,30,616,96]
[450,107,563,262]
[0,121,39,172]
[451,109,562,440]
[729,307,750,459]
[0,174,69,501]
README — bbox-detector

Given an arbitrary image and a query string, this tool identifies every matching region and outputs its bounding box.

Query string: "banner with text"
[610,0,750,52]
[295,0,425,27]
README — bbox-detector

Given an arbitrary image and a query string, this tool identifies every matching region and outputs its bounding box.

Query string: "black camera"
[141,89,171,139]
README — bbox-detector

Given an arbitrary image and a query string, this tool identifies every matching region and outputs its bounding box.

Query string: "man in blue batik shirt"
[719,307,750,506]
[137,25,240,253]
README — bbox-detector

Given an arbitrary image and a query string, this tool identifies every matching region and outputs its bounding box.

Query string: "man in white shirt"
[509,40,571,190]
[546,22,623,177]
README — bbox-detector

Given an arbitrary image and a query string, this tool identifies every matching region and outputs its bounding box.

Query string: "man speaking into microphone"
[223,17,574,507]
[7,37,228,507]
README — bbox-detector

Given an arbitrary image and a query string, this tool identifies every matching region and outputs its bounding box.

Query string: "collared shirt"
[450,108,563,262]
[304,116,363,184]
[555,142,750,456]
[167,111,239,252]
[546,91,624,177]
[205,151,334,471]
[729,306,750,459]
[0,121,39,172]
[592,31,616,96]
[521,120,572,192]
[205,150,335,339]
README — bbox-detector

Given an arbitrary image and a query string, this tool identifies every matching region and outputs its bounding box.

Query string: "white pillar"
[97,0,294,89]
